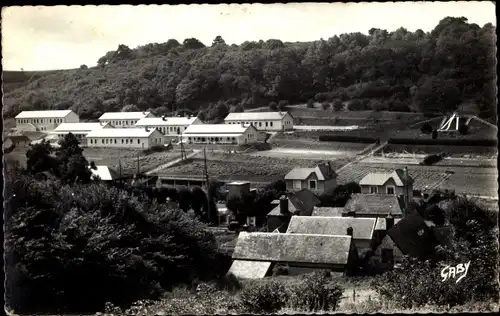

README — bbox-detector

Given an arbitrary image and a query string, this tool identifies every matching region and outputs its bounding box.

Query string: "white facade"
[182,124,260,145]
[135,116,202,138]
[85,127,165,149]
[98,111,155,128]
[224,111,294,131]
[50,122,112,145]
[15,110,80,132]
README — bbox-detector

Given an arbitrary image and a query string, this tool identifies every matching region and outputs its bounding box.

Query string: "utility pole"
[137,151,140,176]
[203,146,212,225]
[404,166,409,216]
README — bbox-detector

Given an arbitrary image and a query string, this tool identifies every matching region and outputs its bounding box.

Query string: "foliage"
[420,154,443,166]
[240,280,288,313]
[177,187,192,212]
[289,271,343,312]
[319,182,361,207]
[420,123,433,134]
[307,99,314,108]
[278,100,288,111]
[269,101,278,111]
[26,140,59,175]
[4,173,223,314]
[321,101,331,110]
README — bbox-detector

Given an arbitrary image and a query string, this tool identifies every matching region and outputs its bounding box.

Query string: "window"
[293,180,301,189]
[382,249,393,263]
[265,122,269,127]
[114,139,117,144]
[121,139,124,144]
[125,139,128,144]
[370,186,378,194]
[386,186,395,195]
[102,139,105,144]
[270,122,273,127]
[259,122,262,127]
[137,139,140,144]
[129,139,132,143]
[309,180,317,190]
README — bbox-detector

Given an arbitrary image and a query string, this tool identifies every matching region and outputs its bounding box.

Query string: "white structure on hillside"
[135,116,203,139]
[182,123,260,145]
[50,122,112,145]
[437,112,472,132]
[85,127,165,149]
[15,110,80,132]
[98,111,155,128]
[224,111,294,131]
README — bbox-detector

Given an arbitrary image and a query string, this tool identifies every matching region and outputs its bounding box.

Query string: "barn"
[85,127,165,149]
[98,111,155,128]
[15,110,80,132]
[181,123,261,145]
[224,111,294,131]
[135,116,202,140]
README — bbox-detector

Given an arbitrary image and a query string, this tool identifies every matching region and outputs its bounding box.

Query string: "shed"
[343,194,403,218]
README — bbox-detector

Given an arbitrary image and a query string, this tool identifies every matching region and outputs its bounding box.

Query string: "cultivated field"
[271,131,372,152]
[377,143,498,158]
[337,162,498,198]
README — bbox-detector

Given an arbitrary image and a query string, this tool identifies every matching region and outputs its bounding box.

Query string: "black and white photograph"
[2,2,498,314]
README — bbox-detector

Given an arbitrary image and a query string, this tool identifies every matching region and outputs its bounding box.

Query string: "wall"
[225,119,287,131]
[374,235,404,265]
[183,129,259,145]
[65,111,80,123]
[87,132,164,149]
[360,179,413,198]
[282,113,294,131]
[16,116,71,132]
[285,173,330,194]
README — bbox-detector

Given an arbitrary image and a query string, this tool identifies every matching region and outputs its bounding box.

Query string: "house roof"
[285,163,337,181]
[286,216,376,240]
[85,127,159,138]
[375,217,402,230]
[387,213,436,259]
[98,111,151,120]
[312,207,345,217]
[15,110,74,119]
[182,124,256,135]
[232,232,352,265]
[135,116,199,126]
[228,260,272,279]
[268,189,321,216]
[224,111,290,121]
[53,122,105,133]
[359,169,414,186]
[344,194,403,216]
[90,165,120,181]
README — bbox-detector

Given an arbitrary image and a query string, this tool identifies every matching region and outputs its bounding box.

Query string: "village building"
[359,169,414,198]
[15,110,80,132]
[85,127,165,149]
[267,189,321,232]
[286,216,376,255]
[51,122,112,145]
[181,123,261,145]
[284,163,337,194]
[98,111,155,128]
[89,165,121,182]
[135,116,203,141]
[223,111,294,131]
[228,232,359,278]
[343,193,404,218]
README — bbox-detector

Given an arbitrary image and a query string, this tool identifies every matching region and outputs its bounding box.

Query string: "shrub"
[321,101,331,110]
[269,101,278,111]
[420,123,433,134]
[307,99,314,108]
[240,280,288,313]
[458,122,469,134]
[319,135,379,143]
[278,100,288,111]
[272,263,289,276]
[288,271,343,312]
[332,99,343,111]
[420,154,443,166]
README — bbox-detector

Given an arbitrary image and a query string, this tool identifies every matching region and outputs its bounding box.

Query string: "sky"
[2,2,496,71]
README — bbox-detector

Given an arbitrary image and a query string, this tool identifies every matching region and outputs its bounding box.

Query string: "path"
[145,150,200,175]
[335,141,388,174]
[294,125,362,131]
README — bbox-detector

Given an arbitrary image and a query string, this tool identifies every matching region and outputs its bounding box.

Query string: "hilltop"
[2,17,496,124]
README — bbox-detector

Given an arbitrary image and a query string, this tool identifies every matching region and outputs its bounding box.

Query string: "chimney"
[187,114,191,119]
[279,196,289,214]
[162,116,167,121]
[403,166,409,216]
[145,126,149,132]
[346,226,353,237]
[241,122,245,127]
[386,213,394,231]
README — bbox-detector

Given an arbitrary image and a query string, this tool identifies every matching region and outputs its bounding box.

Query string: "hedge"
[388,138,497,147]
[318,135,379,143]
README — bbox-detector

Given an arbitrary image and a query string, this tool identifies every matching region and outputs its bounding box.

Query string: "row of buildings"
[14,109,295,149]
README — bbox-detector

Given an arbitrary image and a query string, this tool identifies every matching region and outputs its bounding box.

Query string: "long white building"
[134,116,202,139]
[85,127,165,149]
[182,123,260,145]
[98,111,155,128]
[224,111,294,131]
[15,110,80,132]
[50,122,112,145]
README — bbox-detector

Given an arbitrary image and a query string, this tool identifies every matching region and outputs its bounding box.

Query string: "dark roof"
[232,232,353,265]
[312,207,345,217]
[284,163,337,181]
[268,189,321,216]
[344,194,403,216]
[387,213,436,259]
[286,216,376,240]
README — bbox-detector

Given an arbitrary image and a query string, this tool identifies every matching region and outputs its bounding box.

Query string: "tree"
[332,99,343,111]
[321,102,331,110]
[191,186,208,218]
[278,100,288,111]
[307,99,314,108]
[121,104,140,112]
[269,101,278,111]
[183,38,206,49]
[56,133,92,184]
[414,77,462,115]
[80,64,88,69]
[212,35,226,47]
[233,104,244,113]
[26,141,59,175]
[177,187,192,212]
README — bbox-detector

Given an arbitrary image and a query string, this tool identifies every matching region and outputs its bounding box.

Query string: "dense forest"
[3,17,496,122]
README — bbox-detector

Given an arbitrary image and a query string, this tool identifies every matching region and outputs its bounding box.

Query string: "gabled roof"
[344,194,403,216]
[232,232,352,265]
[268,189,321,216]
[98,111,151,120]
[359,169,413,187]
[135,116,199,126]
[224,111,290,121]
[53,122,105,133]
[15,110,74,119]
[286,216,376,240]
[85,127,159,138]
[375,217,402,230]
[387,213,436,259]
[89,165,120,181]
[228,260,272,279]
[312,207,345,217]
[285,163,337,181]
[182,123,256,135]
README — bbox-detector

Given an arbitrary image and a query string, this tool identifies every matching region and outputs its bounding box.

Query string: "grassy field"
[271,131,373,151]
[337,162,498,197]
[377,143,498,158]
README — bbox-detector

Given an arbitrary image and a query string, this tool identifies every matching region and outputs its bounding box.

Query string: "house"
[89,165,121,181]
[343,194,404,218]
[223,111,294,131]
[359,169,414,198]
[373,213,437,271]
[134,116,202,141]
[266,189,321,232]
[286,216,376,254]
[15,110,80,132]
[85,127,165,149]
[284,163,337,194]
[228,232,359,278]
[156,175,208,189]
[312,207,345,217]
[98,111,155,128]
[181,123,261,145]
[51,122,111,145]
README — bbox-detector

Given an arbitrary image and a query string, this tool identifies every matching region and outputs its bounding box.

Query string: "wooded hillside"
[3,17,496,122]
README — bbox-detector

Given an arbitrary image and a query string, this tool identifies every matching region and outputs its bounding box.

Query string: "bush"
[319,135,379,143]
[307,99,314,108]
[420,123,433,134]
[272,263,289,276]
[321,101,331,110]
[240,280,288,313]
[458,123,469,135]
[420,154,443,166]
[389,137,497,147]
[269,101,278,111]
[288,271,343,312]
[332,99,343,111]
[278,100,288,111]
